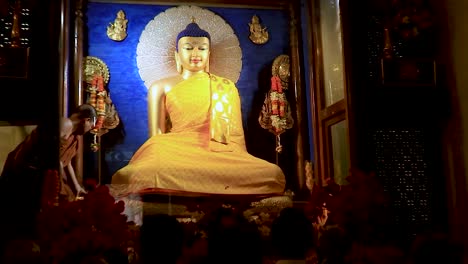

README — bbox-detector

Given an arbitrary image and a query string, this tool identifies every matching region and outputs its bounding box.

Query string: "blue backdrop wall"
[85,2,310,185]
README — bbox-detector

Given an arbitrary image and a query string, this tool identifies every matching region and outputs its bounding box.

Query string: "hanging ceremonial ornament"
[258,55,294,163]
[83,56,120,152]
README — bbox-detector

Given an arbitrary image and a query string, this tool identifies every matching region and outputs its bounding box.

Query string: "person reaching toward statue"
[57,104,97,200]
[0,103,97,242]
[1,104,96,201]
[111,21,286,195]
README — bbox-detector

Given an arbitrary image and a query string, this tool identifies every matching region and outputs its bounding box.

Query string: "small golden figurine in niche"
[248,15,269,45]
[107,10,128,41]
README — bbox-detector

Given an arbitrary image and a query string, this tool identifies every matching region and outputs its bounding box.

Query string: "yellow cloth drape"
[112,72,285,195]
[209,73,234,146]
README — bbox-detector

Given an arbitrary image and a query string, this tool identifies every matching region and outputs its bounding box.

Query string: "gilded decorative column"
[72,0,85,183]
[58,0,70,117]
[288,1,308,194]
[74,0,85,105]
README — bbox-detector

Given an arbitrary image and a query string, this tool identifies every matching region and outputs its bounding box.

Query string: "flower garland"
[36,181,139,263]
[258,75,294,154]
[86,74,107,152]
[270,76,286,120]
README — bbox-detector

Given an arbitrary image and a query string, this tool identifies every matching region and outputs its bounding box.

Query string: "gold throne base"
[109,186,293,226]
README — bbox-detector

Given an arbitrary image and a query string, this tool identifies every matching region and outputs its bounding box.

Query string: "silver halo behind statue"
[136,5,243,89]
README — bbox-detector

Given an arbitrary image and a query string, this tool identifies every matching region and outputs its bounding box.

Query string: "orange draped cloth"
[60,135,78,167]
[111,72,285,195]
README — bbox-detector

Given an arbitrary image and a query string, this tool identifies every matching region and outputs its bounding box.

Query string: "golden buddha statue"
[111,22,286,195]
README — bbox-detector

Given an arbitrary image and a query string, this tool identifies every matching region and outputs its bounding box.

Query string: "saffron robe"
[112,72,286,195]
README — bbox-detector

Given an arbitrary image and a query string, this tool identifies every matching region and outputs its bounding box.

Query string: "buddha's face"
[176,36,210,73]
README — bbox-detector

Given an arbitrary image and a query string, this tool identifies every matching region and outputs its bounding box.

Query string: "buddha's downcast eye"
[182,44,208,51]
[182,44,193,50]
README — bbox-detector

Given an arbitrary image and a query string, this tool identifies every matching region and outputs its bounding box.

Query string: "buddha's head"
[175,22,211,75]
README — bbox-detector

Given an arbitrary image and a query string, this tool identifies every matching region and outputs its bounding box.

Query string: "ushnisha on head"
[174,20,211,76]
